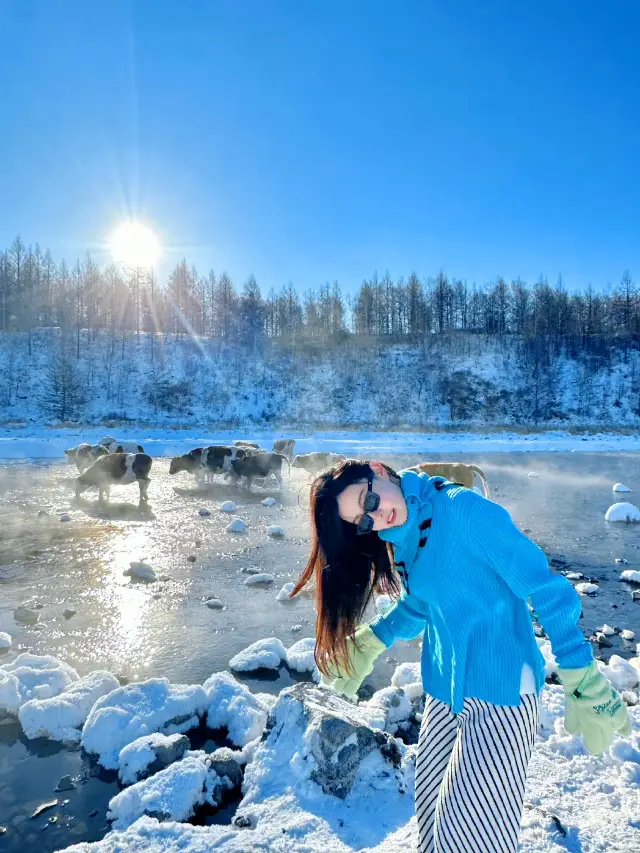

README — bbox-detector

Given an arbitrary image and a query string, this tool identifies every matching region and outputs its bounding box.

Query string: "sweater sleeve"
[470,495,593,670]
[368,595,427,648]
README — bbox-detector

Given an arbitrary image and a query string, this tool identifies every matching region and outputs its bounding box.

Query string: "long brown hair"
[290,459,402,678]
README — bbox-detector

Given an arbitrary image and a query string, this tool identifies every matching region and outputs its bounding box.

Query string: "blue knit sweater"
[369,471,593,712]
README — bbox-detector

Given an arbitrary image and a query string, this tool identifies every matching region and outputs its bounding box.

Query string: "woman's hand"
[558,661,631,754]
[320,624,387,700]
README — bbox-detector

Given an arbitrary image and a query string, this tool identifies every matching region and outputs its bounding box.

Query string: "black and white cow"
[231,452,290,489]
[99,436,145,454]
[64,443,109,473]
[292,452,346,475]
[273,438,295,460]
[169,445,245,482]
[75,453,152,505]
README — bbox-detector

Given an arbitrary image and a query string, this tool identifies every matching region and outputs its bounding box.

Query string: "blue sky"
[0,0,638,294]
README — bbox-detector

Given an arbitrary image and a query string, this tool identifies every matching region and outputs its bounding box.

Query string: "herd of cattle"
[64,436,348,505]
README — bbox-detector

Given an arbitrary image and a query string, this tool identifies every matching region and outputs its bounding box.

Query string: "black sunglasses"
[356,472,380,535]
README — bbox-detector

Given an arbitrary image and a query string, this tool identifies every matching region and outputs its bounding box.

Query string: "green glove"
[558,661,632,755]
[321,624,387,700]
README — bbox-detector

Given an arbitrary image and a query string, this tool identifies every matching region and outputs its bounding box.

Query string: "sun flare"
[109,221,161,269]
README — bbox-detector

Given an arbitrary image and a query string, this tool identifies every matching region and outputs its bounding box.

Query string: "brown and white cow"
[406,461,490,498]
[75,453,152,505]
[64,443,109,473]
[169,445,245,482]
[230,452,290,489]
[292,452,346,475]
[99,437,145,455]
[273,438,295,460]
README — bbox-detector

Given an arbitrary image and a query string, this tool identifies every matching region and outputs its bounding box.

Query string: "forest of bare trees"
[0,236,637,354]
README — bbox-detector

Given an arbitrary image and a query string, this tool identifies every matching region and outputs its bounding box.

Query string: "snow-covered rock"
[621,629,635,640]
[204,598,224,610]
[290,624,303,633]
[613,483,632,493]
[0,632,11,649]
[286,638,316,673]
[81,678,207,769]
[605,502,640,523]
[575,582,599,595]
[599,655,640,693]
[226,519,247,533]
[600,624,616,636]
[202,671,268,747]
[124,561,157,582]
[108,754,223,830]
[267,525,285,538]
[566,571,584,580]
[391,662,421,689]
[276,582,295,601]
[118,733,190,785]
[18,670,119,742]
[220,501,238,512]
[261,497,277,507]
[229,638,286,672]
[0,653,79,715]
[621,569,640,584]
[361,686,413,732]
[243,572,274,586]
[537,638,558,677]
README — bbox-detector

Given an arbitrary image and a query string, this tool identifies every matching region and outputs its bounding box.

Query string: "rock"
[593,632,613,648]
[187,555,196,563]
[63,609,76,620]
[37,510,49,518]
[621,629,635,640]
[633,590,640,601]
[204,598,224,610]
[207,749,243,790]
[241,566,262,574]
[622,691,638,705]
[599,624,616,636]
[290,624,303,633]
[244,573,274,587]
[233,814,255,829]
[575,582,599,595]
[124,562,157,582]
[31,799,58,819]
[0,826,6,834]
[262,683,404,800]
[261,497,277,507]
[613,483,632,493]
[221,501,238,513]
[566,572,584,580]
[89,810,99,818]
[194,540,202,547]
[615,557,629,564]
[60,513,72,522]
[621,570,640,584]
[54,775,76,792]
[605,502,640,523]
[14,605,39,625]
[198,507,211,517]
[118,733,190,784]
[227,519,248,533]
[267,525,285,538]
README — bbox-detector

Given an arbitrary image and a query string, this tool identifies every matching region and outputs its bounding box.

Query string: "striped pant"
[414,693,539,853]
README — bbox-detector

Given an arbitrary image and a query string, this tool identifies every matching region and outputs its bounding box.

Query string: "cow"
[75,453,152,505]
[273,438,295,460]
[231,452,290,489]
[99,436,145,454]
[292,452,346,475]
[64,443,109,473]
[406,461,490,498]
[169,445,245,482]
[234,440,262,450]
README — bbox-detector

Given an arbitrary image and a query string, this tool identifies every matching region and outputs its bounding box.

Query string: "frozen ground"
[1,435,640,852]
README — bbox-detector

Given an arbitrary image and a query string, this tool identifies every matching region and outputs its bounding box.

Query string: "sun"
[109,221,161,269]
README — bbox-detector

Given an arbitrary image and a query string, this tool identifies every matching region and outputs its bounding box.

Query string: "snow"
[0,653,79,715]
[605,502,640,522]
[229,638,286,672]
[124,561,157,581]
[220,501,238,512]
[527,471,540,478]
[226,519,247,533]
[243,572,274,586]
[361,686,413,730]
[285,638,316,673]
[0,632,11,649]
[575,582,599,595]
[613,483,632,493]
[261,497,277,507]
[81,678,207,769]
[375,594,393,614]
[621,569,640,583]
[118,733,189,785]
[107,754,219,830]
[622,629,635,640]
[599,655,640,693]
[18,670,119,742]
[202,671,268,746]
[566,571,584,579]
[276,582,295,601]
[267,525,285,537]
[600,624,616,636]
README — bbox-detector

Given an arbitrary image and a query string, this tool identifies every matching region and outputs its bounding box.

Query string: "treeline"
[0,236,637,354]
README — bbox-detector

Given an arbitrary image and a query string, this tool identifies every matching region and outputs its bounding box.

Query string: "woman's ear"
[370,461,389,479]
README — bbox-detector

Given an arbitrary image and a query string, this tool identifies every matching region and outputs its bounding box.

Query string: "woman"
[291,459,630,853]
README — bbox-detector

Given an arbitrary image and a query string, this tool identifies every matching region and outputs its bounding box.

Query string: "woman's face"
[337,472,408,532]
